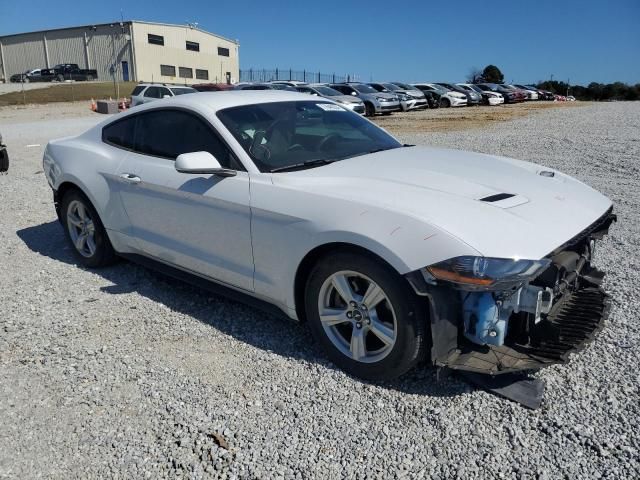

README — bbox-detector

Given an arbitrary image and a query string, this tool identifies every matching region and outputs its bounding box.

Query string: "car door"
[115,108,254,291]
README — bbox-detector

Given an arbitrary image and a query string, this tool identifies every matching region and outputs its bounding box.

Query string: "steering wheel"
[317,133,341,151]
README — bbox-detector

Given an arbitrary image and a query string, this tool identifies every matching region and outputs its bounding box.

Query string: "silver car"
[369,82,428,111]
[296,84,366,114]
[329,83,400,117]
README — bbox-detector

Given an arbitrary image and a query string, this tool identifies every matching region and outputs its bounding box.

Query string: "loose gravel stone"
[0,102,638,479]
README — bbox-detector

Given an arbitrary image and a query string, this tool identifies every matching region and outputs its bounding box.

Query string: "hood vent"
[480,193,516,203]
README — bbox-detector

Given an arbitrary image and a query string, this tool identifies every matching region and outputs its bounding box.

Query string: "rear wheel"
[305,252,426,380]
[61,189,117,268]
[440,97,451,108]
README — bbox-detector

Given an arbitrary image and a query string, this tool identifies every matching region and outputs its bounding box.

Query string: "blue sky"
[1,0,638,85]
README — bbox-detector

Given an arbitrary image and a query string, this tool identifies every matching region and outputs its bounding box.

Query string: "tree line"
[468,65,640,101]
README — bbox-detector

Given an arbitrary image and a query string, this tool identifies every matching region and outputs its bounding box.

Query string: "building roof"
[0,20,239,45]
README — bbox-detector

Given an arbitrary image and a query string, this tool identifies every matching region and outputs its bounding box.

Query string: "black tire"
[305,251,426,381]
[60,189,117,268]
[0,148,8,173]
[87,75,95,81]
[364,102,375,117]
[440,97,451,108]
[57,74,65,82]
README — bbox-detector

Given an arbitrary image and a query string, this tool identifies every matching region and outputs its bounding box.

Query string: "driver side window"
[132,110,241,169]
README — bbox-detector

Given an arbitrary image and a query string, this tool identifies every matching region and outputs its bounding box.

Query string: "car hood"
[331,95,363,104]
[273,146,612,260]
[372,92,398,100]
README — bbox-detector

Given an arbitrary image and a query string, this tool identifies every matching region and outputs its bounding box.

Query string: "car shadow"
[17,220,470,399]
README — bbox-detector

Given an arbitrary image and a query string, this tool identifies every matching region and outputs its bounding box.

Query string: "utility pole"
[567,78,570,97]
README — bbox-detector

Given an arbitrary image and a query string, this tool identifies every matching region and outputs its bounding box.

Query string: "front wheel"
[305,252,426,380]
[440,97,451,108]
[61,190,117,268]
[364,102,375,117]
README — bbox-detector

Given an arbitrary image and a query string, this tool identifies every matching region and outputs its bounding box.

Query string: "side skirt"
[118,253,291,321]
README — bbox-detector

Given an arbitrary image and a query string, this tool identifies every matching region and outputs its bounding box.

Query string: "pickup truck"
[50,64,98,82]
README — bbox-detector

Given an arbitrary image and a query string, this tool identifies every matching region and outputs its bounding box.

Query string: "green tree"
[482,65,504,84]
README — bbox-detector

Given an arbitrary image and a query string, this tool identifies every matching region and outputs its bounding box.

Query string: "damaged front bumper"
[410,207,616,375]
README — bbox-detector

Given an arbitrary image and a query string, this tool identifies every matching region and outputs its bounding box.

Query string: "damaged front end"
[407,207,616,375]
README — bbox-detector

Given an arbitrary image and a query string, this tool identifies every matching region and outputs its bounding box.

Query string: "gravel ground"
[1,102,638,479]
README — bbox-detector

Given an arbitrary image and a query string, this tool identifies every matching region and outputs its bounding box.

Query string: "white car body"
[411,83,467,107]
[130,84,197,106]
[43,91,614,379]
[457,83,504,106]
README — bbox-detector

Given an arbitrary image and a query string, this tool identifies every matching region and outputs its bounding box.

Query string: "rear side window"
[103,117,136,150]
[144,86,161,98]
[131,86,145,96]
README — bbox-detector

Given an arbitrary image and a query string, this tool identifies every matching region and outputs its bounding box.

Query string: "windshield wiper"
[270,158,336,173]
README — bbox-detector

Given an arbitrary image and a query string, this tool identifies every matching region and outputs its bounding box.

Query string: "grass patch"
[0,82,138,106]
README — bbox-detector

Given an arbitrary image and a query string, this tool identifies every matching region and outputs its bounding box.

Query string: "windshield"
[393,82,412,90]
[467,84,484,93]
[352,84,378,94]
[170,87,197,95]
[429,84,449,92]
[314,86,341,96]
[382,83,402,91]
[217,101,402,172]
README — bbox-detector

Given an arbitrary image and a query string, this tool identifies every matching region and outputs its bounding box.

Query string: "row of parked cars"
[9,64,98,83]
[128,80,569,116]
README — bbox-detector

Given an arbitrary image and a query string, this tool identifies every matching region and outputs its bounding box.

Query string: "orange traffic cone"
[90,98,96,111]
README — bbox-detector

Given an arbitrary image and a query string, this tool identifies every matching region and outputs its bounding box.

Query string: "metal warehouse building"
[0,21,240,84]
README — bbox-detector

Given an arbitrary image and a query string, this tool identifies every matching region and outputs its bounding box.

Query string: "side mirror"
[351,92,357,96]
[175,151,236,177]
[163,95,171,99]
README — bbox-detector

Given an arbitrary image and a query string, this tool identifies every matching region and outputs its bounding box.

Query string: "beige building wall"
[131,22,239,85]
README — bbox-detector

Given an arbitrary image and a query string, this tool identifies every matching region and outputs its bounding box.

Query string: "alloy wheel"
[317,270,397,363]
[66,199,97,258]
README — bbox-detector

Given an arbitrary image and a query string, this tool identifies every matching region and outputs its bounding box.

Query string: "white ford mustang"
[43,91,615,380]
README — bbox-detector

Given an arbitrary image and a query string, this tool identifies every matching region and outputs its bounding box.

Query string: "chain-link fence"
[239,68,359,84]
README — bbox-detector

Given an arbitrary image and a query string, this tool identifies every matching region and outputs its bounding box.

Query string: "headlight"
[399,94,410,101]
[425,256,550,289]
[376,96,388,101]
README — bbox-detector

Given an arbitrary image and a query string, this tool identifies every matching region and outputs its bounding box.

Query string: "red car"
[192,83,234,92]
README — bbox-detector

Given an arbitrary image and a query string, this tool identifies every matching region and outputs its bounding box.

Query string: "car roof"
[123,91,314,115]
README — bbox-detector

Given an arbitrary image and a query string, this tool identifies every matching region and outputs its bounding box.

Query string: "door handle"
[119,173,141,184]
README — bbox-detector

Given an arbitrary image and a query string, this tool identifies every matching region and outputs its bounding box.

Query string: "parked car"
[43,91,615,381]
[9,68,42,83]
[130,84,198,106]
[510,84,539,100]
[513,85,541,100]
[0,131,8,173]
[411,83,467,108]
[192,83,234,92]
[269,81,309,87]
[536,89,556,101]
[435,83,482,106]
[234,83,296,91]
[457,83,504,106]
[368,83,427,111]
[329,83,400,116]
[296,84,365,114]
[51,64,98,82]
[475,83,523,103]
